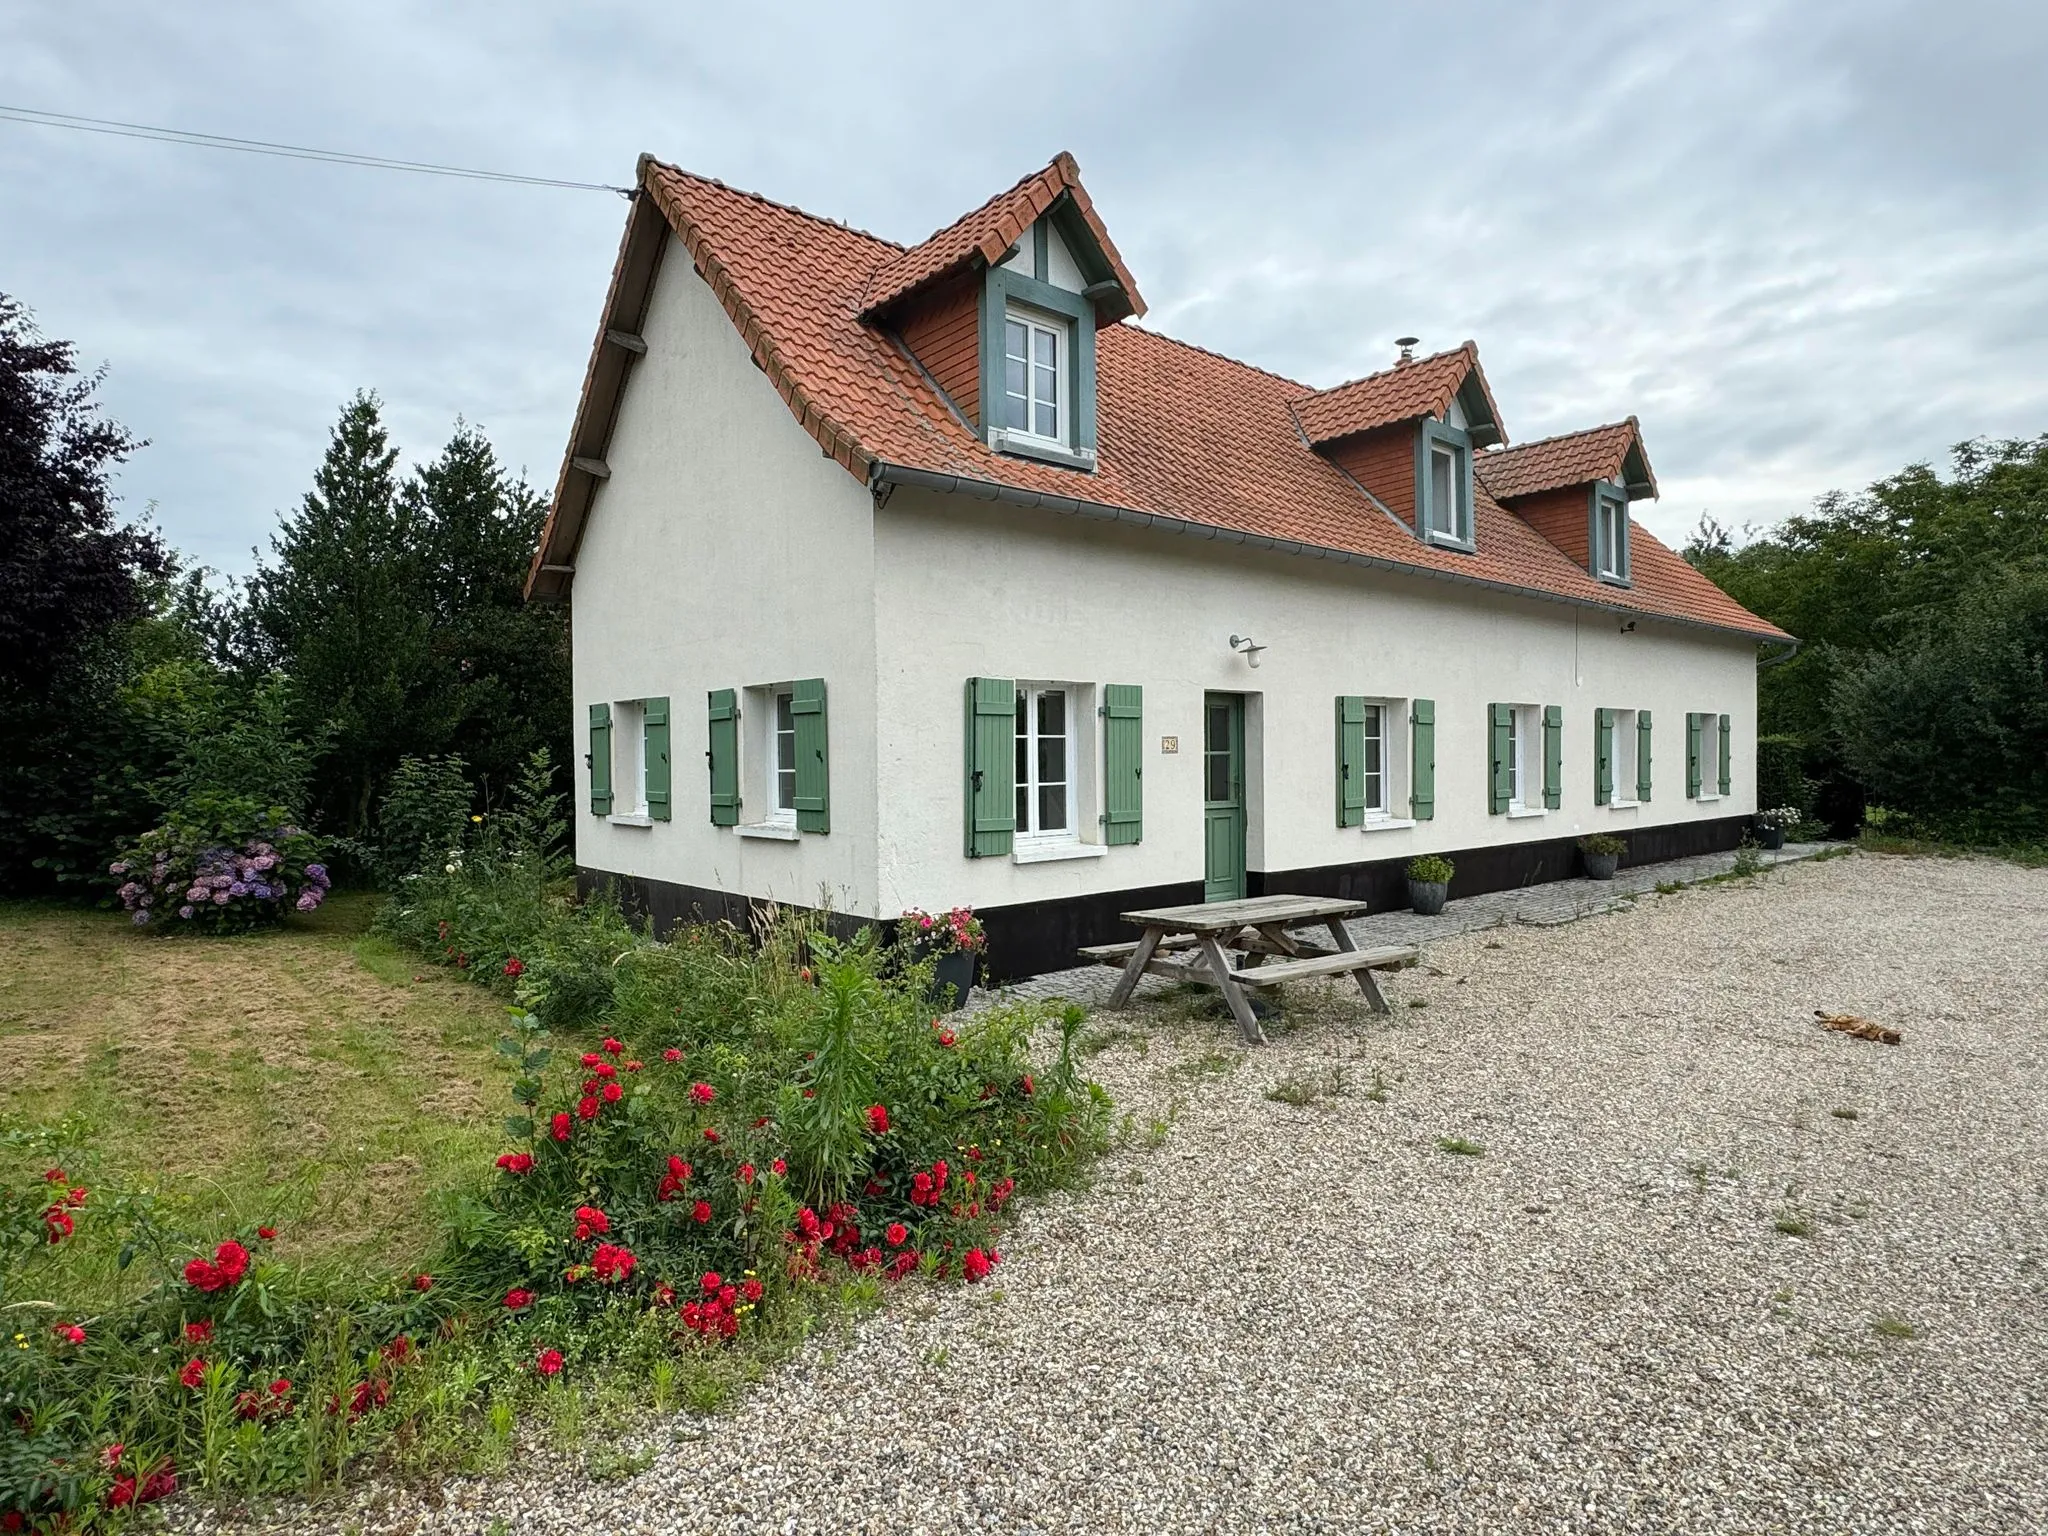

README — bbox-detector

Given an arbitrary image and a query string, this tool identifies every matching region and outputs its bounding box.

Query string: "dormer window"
[1002,309,1066,444]
[1416,419,1474,549]
[1592,483,1631,583]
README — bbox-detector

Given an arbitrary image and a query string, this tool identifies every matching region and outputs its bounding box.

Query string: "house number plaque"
[1160,736,1179,754]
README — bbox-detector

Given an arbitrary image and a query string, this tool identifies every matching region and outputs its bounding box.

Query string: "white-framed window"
[1014,683,1078,844]
[1360,701,1388,816]
[611,698,648,817]
[1506,704,1541,813]
[1002,307,1065,444]
[1419,421,1473,547]
[1594,485,1630,582]
[1612,707,1640,805]
[769,687,798,825]
[1427,442,1462,538]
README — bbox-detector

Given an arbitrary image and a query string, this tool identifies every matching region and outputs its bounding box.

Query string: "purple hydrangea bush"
[111,821,330,934]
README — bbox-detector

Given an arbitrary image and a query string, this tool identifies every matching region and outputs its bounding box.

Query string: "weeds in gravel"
[1080,1024,1150,1058]
[1407,998,1428,1010]
[1483,940,1503,950]
[1871,1314,1918,1340]
[1655,880,1685,896]
[1731,843,1766,879]
[1774,1211,1814,1237]
[1364,1069,1392,1103]
[1265,1067,1349,1107]
[1435,1137,1486,1157]
[1167,1049,1243,1080]
[1831,1107,1860,1120]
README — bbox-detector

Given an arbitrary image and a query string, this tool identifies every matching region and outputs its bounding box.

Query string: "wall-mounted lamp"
[1618,620,1637,635]
[1228,634,1266,668]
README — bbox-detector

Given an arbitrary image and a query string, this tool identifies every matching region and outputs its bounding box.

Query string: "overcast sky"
[5,0,2044,574]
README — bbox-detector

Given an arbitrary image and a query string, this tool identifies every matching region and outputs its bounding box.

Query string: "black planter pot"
[1583,852,1619,880]
[1756,826,1786,850]
[928,949,976,1011]
[1407,879,1449,916]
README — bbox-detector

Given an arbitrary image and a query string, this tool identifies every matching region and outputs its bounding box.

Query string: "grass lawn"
[0,892,512,1277]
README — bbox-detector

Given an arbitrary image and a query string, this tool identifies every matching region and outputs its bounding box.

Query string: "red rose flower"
[625,1059,643,1072]
[662,1047,683,1063]
[256,1225,277,1241]
[700,1270,723,1296]
[866,1104,890,1135]
[691,1199,712,1224]
[108,1476,138,1509]
[962,1247,1000,1283]
[44,1167,66,1184]
[885,1222,908,1247]
[43,1206,73,1243]
[737,1163,755,1185]
[65,1186,88,1208]
[184,1320,213,1344]
[53,1322,85,1345]
[551,1111,573,1142]
[536,1347,564,1376]
[503,1288,536,1310]
[184,1258,222,1291]
[740,1276,763,1302]
[690,1082,715,1106]
[580,1052,602,1068]
[594,1061,617,1079]
[602,1037,623,1057]
[772,1158,787,1176]
[179,1356,207,1389]
[213,1240,250,1284]
[577,1095,600,1120]
[703,1127,720,1144]
[503,957,524,977]
[414,1272,434,1291]
[496,1151,535,1175]
[591,1243,637,1282]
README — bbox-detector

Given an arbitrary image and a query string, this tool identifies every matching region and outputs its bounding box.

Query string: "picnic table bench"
[1078,894,1417,1045]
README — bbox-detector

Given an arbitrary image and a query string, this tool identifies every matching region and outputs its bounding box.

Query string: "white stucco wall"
[569,233,880,914]
[870,487,1759,917]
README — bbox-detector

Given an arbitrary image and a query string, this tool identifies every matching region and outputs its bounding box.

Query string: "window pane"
[1206,702,1229,753]
[1005,320,1028,363]
[1506,719,1519,801]
[1431,447,1458,535]
[1206,750,1230,804]
[1035,400,1057,439]
[1035,360,1059,403]
[1037,689,1065,735]
[1037,736,1064,785]
[1033,327,1057,367]
[1039,783,1067,831]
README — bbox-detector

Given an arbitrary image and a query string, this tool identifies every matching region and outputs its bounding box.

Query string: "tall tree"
[405,422,570,803]
[0,294,174,890]
[247,393,449,833]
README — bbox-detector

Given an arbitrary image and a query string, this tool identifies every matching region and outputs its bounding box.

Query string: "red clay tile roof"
[529,157,1787,643]
[1290,343,1504,446]
[859,152,1144,324]
[1477,418,1658,501]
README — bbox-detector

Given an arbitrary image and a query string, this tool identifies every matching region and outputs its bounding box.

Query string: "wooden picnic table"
[1078,894,1417,1045]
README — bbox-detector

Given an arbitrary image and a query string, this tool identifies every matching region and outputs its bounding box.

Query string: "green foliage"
[1686,435,2048,842]
[1406,855,1454,884]
[371,755,475,888]
[1576,834,1625,857]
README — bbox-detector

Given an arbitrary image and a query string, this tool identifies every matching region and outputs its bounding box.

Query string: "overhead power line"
[0,104,633,195]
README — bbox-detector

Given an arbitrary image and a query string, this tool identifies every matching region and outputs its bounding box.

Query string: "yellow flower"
[470,814,484,823]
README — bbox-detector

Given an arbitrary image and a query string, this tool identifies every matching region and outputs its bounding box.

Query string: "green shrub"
[1406,855,1454,884]
[1755,734,1813,819]
[109,811,329,932]
[370,754,474,888]
[1577,834,1625,857]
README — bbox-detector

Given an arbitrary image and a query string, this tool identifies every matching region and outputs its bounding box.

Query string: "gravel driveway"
[189,852,2048,1534]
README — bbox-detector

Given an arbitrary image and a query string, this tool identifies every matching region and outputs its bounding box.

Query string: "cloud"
[3,0,2041,570]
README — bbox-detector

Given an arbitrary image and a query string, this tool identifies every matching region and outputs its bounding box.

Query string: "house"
[527,152,1795,980]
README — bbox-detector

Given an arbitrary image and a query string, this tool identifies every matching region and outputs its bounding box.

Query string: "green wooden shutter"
[964,677,1016,858]
[1335,696,1366,828]
[707,689,739,826]
[588,702,613,816]
[1542,705,1563,809]
[1409,699,1435,820]
[1637,710,1653,802]
[1594,708,1614,806]
[1487,702,1512,814]
[1686,712,1703,798]
[1718,713,1732,796]
[643,696,671,821]
[1101,684,1143,846]
[792,678,829,833]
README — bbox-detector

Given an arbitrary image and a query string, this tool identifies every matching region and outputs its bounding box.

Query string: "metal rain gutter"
[867,461,1795,648]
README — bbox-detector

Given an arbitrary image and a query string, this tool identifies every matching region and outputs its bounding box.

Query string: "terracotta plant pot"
[1407,878,1449,916]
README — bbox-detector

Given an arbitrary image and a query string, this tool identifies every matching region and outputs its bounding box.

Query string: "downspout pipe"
[867,460,1796,648]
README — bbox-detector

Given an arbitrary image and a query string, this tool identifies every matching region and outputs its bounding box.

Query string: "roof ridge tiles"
[1483,415,1639,453]
[643,158,904,250]
[1290,340,1478,404]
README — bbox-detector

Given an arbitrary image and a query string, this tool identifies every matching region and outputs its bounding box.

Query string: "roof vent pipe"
[1395,336,1418,364]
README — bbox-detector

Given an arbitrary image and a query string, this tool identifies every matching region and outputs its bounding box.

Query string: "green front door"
[1203,692,1247,903]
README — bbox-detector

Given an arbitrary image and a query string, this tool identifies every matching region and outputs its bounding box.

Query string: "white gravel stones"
[174,853,2048,1534]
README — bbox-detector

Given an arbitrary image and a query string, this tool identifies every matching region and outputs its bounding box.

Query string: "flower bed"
[0,897,1106,1530]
